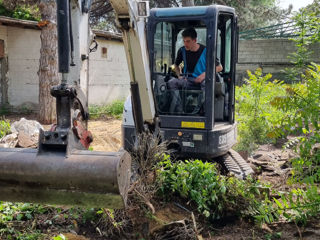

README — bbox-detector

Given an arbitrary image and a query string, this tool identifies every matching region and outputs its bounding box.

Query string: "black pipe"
[130,82,144,134]
[56,0,70,73]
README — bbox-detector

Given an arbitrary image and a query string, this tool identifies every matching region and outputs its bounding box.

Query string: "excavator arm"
[110,0,155,132]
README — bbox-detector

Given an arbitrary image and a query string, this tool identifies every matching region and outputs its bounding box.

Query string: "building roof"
[0,16,123,41]
[0,16,39,29]
[93,29,122,42]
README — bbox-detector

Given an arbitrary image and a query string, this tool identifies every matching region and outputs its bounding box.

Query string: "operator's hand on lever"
[195,72,205,83]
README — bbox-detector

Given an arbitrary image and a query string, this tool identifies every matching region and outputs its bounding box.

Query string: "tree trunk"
[38,0,59,124]
[182,0,194,6]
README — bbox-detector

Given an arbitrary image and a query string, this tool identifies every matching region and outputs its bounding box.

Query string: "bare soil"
[88,119,122,152]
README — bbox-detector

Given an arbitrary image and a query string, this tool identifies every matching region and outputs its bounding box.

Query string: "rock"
[312,143,320,154]
[18,132,37,148]
[11,118,43,136]
[9,118,43,148]
[280,150,291,161]
[0,132,18,148]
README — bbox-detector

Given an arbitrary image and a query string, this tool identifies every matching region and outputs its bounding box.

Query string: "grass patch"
[89,100,125,119]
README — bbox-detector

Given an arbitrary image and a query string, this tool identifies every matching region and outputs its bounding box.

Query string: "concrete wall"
[7,27,40,108]
[0,25,130,111]
[236,39,320,85]
[89,39,130,105]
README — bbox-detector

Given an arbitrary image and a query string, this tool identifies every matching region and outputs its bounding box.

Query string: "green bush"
[157,156,320,225]
[235,68,287,153]
[284,2,320,82]
[89,100,125,119]
[0,1,40,21]
[273,186,320,225]
[0,120,10,138]
[157,155,273,222]
[271,64,320,183]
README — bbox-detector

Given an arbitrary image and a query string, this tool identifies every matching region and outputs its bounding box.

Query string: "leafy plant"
[0,119,11,138]
[157,156,275,222]
[235,68,286,153]
[273,186,320,225]
[284,1,320,82]
[53,234,67,240]
[271,64,320,183]
[0,1,40,21]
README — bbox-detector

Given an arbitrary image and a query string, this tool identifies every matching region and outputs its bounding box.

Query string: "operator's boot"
[191,92,204,114]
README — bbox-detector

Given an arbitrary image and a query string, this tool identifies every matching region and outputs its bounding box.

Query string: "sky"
[278,0,314,11]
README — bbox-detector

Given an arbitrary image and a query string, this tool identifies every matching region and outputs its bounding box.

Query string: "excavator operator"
[168,27,223,91]
[167,27,223,113]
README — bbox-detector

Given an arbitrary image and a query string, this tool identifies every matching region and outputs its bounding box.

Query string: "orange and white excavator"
[0,0,252,209]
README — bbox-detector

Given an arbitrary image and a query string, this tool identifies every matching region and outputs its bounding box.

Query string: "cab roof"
[150,5,235,18]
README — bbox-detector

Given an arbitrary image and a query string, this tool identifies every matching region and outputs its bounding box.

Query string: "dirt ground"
[4,114,123,152]
[88,119,122,152]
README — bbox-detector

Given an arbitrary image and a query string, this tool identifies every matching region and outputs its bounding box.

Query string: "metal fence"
[240,22,300,40]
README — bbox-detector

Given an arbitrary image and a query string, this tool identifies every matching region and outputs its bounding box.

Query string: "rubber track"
[222,149,254,179]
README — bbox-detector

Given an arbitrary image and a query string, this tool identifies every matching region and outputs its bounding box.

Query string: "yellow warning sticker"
[181,121,205,129]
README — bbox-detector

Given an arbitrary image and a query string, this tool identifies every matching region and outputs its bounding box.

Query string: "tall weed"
[235,68,286,153]
[271,64,320,183]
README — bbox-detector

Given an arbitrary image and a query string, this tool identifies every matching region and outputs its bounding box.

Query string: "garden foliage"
[89,100,125,119]
[235,68,286,153]
[157,155,274,222]
[0,120,10,138]
[271,64,320,183]
[0,0,39,21]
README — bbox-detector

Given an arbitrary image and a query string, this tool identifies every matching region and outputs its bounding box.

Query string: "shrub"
[235,68,286,153]
[0,120,10,138]
[157,156,273,221]
[271,64,320,183]
[0,1,40,21]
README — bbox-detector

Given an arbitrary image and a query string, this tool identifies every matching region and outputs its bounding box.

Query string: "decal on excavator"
[181,121,205,129]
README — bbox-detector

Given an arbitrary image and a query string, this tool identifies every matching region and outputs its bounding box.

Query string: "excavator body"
[122,5,253,178]
[0,0,252,209]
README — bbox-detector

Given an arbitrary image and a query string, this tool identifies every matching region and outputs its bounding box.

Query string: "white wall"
[0,25,131,109]
[7,26,40,107]
[88,39,130,105]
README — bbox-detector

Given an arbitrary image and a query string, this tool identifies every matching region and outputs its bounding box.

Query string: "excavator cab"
[149,6,237,159]
[124,6,239,159]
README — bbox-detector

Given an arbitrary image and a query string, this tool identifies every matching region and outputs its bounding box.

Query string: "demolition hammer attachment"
[0,0,131,208]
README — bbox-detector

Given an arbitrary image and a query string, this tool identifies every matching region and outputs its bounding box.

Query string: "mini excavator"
[0,0,252,209]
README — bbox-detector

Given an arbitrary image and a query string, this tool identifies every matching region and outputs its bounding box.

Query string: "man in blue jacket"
[168,27,222,113]
[168,27,222,90]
